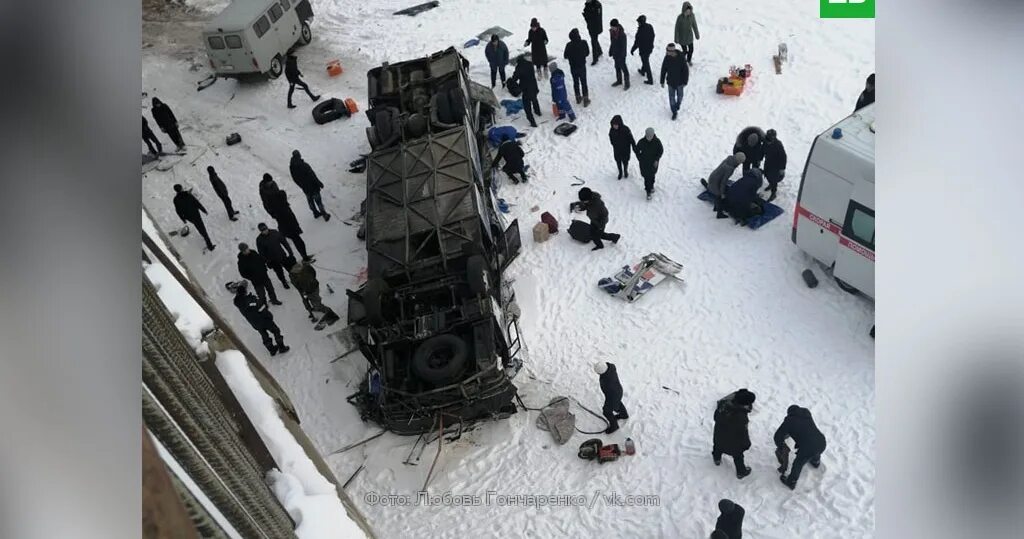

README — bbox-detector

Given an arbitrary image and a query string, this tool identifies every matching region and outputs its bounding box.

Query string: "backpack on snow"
[568,219,592,243]
[541,212,559,234]
[506,78,522,97]
[577,438,602,460]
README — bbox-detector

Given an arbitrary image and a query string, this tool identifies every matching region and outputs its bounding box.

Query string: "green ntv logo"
[821,0,875,18]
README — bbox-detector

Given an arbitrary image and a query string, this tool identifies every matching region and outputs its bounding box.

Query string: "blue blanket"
[697,182,785,230]
[500,99,524,116]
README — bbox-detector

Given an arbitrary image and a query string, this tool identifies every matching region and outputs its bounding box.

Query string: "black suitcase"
[568,219,592,243]
[554,122,578,137]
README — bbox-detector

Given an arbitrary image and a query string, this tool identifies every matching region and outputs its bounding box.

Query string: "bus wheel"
[268,55,283,79]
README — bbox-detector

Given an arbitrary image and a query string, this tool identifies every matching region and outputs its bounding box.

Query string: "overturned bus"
[346,48,525,435]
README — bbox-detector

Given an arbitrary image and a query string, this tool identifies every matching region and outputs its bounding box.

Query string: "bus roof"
[204,0,273,33]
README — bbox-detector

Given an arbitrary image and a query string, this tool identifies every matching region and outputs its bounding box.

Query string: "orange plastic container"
[344,98,359,114]
[327,60,343,77]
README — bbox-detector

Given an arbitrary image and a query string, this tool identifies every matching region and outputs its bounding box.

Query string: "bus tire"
[411,335,468,385]
[299,22,312,45]
[268,54,283,79]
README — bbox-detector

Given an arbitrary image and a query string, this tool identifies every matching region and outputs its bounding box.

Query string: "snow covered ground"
[142,1,874,537]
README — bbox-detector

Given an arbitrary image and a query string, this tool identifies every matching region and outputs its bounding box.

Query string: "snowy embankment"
[145,0,874,537]
[143,215,364,538]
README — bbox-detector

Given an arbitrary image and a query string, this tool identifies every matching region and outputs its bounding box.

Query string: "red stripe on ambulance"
[795,203,874,261]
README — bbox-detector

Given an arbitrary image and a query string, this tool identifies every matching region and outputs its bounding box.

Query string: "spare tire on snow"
[312,98,350,125]
[411,334,468,385]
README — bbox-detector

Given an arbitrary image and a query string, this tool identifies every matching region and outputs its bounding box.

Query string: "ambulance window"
[207,36,225,50]
[268,4,283,22]
[842,202,875,250]
[225,35,242,49]
[254,15,271,38]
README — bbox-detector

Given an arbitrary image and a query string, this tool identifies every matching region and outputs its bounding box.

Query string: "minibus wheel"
[834,276,859,295]
[268,55,283,79]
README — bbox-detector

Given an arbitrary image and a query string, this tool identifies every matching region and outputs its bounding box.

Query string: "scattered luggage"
[327,60,343,77]
[533,221,551,243]
[578,438,602,460]
[597,444,622,464]
[312,98,354,125]
[540,211,559,234]
[597,252,684,303]
[567,219,592,243]
[717,64,753,96]
[225,132,241,145]
[554,122,578,137]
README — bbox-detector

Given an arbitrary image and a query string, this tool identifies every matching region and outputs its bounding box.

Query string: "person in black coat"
[724,168,766,225]
[143,117,163,155]
[594,361,628,433]
[563,29,591,105]
[635,128,664,199]
[285,54,320,109]
[491,137,528,184]
[151,98,184,151]
[259,174,279,217]
[709,532,728,539]
[608,115,637,179]
[237,242,281,305]
[485,35,510,88]
[261,174,311,261]
[582,0,603,64]
[525,18,550,79]
[510,57,542,127]
[256,222,295,289]
[712,389,756,479]
[775,405,827,490]
[761,129,787,201]
[608,19,630,89]
[206,166,238,221]
[289,150,330,221]
[855,73,874,112]
[733,127,766,171]
[660,43,690,120]
[233,281,289,355]
[714,499,745,539]
[172,184,215,251]
[631,15,656,85]
[575,188,620,250]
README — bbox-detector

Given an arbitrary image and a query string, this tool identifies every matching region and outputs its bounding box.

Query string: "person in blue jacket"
[724,168,766,225]
[485,34,510,89]
[548,62,576,122]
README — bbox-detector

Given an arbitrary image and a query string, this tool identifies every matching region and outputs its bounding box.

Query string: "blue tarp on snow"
[697,181,785,230]
[499,99,524,116]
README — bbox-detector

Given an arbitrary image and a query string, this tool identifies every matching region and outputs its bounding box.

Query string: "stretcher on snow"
[597,253,684,302]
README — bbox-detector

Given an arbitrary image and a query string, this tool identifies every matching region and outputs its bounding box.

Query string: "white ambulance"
[202,0,314,79]
[792,104,875,298]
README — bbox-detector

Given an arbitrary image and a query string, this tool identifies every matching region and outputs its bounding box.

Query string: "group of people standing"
[700,127,788,224]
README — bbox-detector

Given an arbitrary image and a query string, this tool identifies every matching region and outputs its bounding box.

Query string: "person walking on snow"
[576,187,620,250]
[485,34,510,88]
[714,499,746,539]
[635,128,664,200]
[608,19,630,90]
[525,18,550,79]
[674,2,700,66]
[285,54,320,109]
[548,62,576,122]
[609,115,637,179]
[582,0,603,65]
[660,43,690,120]
[701,152,746,219]
[712,388,756,479]
[172,184,215,251]
[151,97,185,152]
[289,260,340,327]
[232,281,290,356]
[563,28,591,106]
[594,361,628,434]
[762,129,787,201]
[289,150,330,221]
[142,117,162,156]
[206,166,238,221]
[256,223,294,290]
[237,242,281,306]
[775,404,827,490]
[631,15,656,85]
[733,126,767,172]
[261,174,311,261]
[855,73,875,112]
[710,532,728,539]
[510,57,542,127]
[491,135,528,184]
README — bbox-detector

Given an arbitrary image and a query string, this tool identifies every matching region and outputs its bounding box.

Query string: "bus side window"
[280,0,291,10]
[842,201,875,250]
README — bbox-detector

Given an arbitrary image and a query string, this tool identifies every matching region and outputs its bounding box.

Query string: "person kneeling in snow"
[701,152,746,219]
[289,260,339,327]
[775,404,827,490]
[723,168,766,226]
[594,361,628,434]
[548,62,576,122]
[491,136,528,184]
[575,187,621,250]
